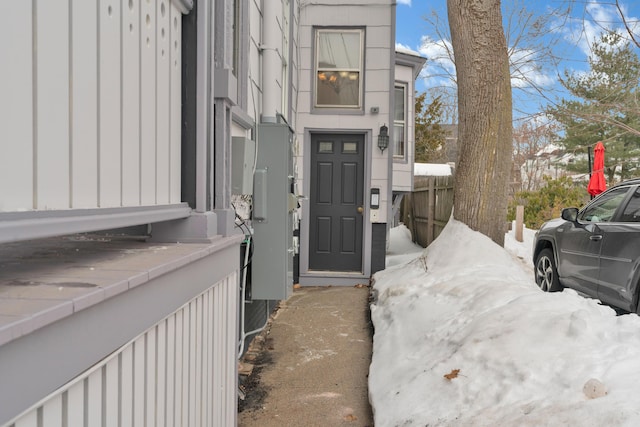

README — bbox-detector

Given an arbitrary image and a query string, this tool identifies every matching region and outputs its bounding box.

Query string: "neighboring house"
[0,1,424,425]
[519,147,587,192]
[392,50,428,226]
[439,124,459,164]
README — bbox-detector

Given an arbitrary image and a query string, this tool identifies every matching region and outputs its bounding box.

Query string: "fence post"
[515,205,524,243]
[427,177,435,245]
[410,193,418,243]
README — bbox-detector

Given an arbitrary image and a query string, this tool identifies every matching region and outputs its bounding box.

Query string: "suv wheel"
[535,248,562,292]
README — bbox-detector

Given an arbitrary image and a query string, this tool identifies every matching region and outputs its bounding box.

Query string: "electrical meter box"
[232,137,256,195]
[251,123,295,300]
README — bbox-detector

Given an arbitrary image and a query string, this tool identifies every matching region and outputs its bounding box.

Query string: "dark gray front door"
[309,134,364,271]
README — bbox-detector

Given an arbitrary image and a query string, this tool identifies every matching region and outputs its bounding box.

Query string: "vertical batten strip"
[213,285,222,427]
[165,315,176,427]
[96,0,102,206]
[32,0,38,210]
[202,289,211,426]
[169,4,182,204]
[145,328,156,427]
[226,278,234,425]
[66,381,84,427]
[41,395,62,427]
[132,337,145,427]
[195,295,203,424]
[36,0,71,210]
[156,321,167,427]
[98,0,123,207]
[122,0,142,206]
[87,369,102,423]
[120,346,133,427]
[140,0,157,205]
[175,310,184,426]
[181,304,190,427]
[68,0,73,208]
[188,301,197,426]
[120,0,124,207]
[105,358,119,427]
[156,0,171,204]
[71,0,99,208]
[138,0,143,206]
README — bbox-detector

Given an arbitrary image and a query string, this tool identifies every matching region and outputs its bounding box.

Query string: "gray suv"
[534,178,640,313]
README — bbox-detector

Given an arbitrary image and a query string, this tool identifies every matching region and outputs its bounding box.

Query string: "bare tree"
[616,0,640,48]
[448,0,513,245]
[513,118,561,191]
[422,0,565,120]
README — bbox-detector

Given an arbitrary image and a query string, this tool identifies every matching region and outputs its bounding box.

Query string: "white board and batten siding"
[6,274,239,427]
[0,0,185,212]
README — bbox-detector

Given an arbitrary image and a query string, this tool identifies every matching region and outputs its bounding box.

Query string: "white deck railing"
[4,273,238,427]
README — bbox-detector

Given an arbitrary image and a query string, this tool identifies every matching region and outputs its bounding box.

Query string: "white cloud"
[509,48,556,89]
[397,0,411,5]
[561,1,638,57]
[417,35,457,87]
[416,36,555,92]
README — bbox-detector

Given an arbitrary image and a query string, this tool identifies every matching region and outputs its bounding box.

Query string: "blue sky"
[395,0,640,121]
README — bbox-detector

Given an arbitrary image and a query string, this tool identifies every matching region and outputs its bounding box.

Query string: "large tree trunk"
[448,0,513,246]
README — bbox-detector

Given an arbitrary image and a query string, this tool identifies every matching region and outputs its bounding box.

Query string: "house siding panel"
[71,0,99,208]
[122,0,142,207]
[99,0,123,208]
[0,2,33,211]
[36,0,71,210]
[156,0,172,205]
[1,0,187,219]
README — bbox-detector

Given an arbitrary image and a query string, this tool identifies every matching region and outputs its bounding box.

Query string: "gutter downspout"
[261,1,280,123]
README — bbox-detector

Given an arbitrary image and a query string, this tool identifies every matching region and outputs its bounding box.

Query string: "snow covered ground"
[371,220,640,426]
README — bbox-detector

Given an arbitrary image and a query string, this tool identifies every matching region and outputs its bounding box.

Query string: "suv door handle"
[590,235,603,241]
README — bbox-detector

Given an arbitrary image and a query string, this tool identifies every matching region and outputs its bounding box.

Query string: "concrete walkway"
[238,286,374,427]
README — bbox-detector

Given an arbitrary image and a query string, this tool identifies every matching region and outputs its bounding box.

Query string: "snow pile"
[371,220,640,426]
[385,224,424,267]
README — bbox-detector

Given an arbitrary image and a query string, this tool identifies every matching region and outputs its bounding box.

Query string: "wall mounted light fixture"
[377,124,389,153]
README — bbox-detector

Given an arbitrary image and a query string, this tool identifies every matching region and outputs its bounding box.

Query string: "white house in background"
[0,1,424,425]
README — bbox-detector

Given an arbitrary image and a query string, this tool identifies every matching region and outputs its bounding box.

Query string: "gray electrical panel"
[251,123,295,300]
[231,137,256,195]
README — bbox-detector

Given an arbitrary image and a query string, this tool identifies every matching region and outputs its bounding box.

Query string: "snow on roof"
[395,44,422,57]
[536,143,561,156]
[414,163,452,176]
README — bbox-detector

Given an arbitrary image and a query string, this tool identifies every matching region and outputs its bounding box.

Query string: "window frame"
[579,187,629,223]
[313,27,365,112]
[393,83,408,160]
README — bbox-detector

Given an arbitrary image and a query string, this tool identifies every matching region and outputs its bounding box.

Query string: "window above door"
[314,28,364,111]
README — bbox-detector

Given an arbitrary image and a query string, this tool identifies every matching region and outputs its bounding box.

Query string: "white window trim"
[394,83,408,160]
[313,28,364,110]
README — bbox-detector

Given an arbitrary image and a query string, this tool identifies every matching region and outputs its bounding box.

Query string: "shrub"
[508,176,589,229]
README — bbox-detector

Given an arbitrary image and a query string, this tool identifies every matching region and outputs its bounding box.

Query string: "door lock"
[357,206,364,214]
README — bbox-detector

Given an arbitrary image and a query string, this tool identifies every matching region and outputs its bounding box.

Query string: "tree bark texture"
[447,0,513,246]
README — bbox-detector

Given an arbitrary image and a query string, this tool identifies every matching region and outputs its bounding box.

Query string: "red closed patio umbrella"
[587,141,606,196]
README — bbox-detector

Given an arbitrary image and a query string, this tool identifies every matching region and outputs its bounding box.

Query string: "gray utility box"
[232,137,256,195]
[251,123,295,300]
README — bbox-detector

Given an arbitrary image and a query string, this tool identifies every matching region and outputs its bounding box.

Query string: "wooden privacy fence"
[401,175,455,247]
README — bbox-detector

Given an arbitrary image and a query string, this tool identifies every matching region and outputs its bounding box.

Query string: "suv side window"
[579,187,629,223]
[620,187,640,222]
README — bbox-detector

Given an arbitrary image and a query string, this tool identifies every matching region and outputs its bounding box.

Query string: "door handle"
[357,206,364,214]
[590,235,603,241]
